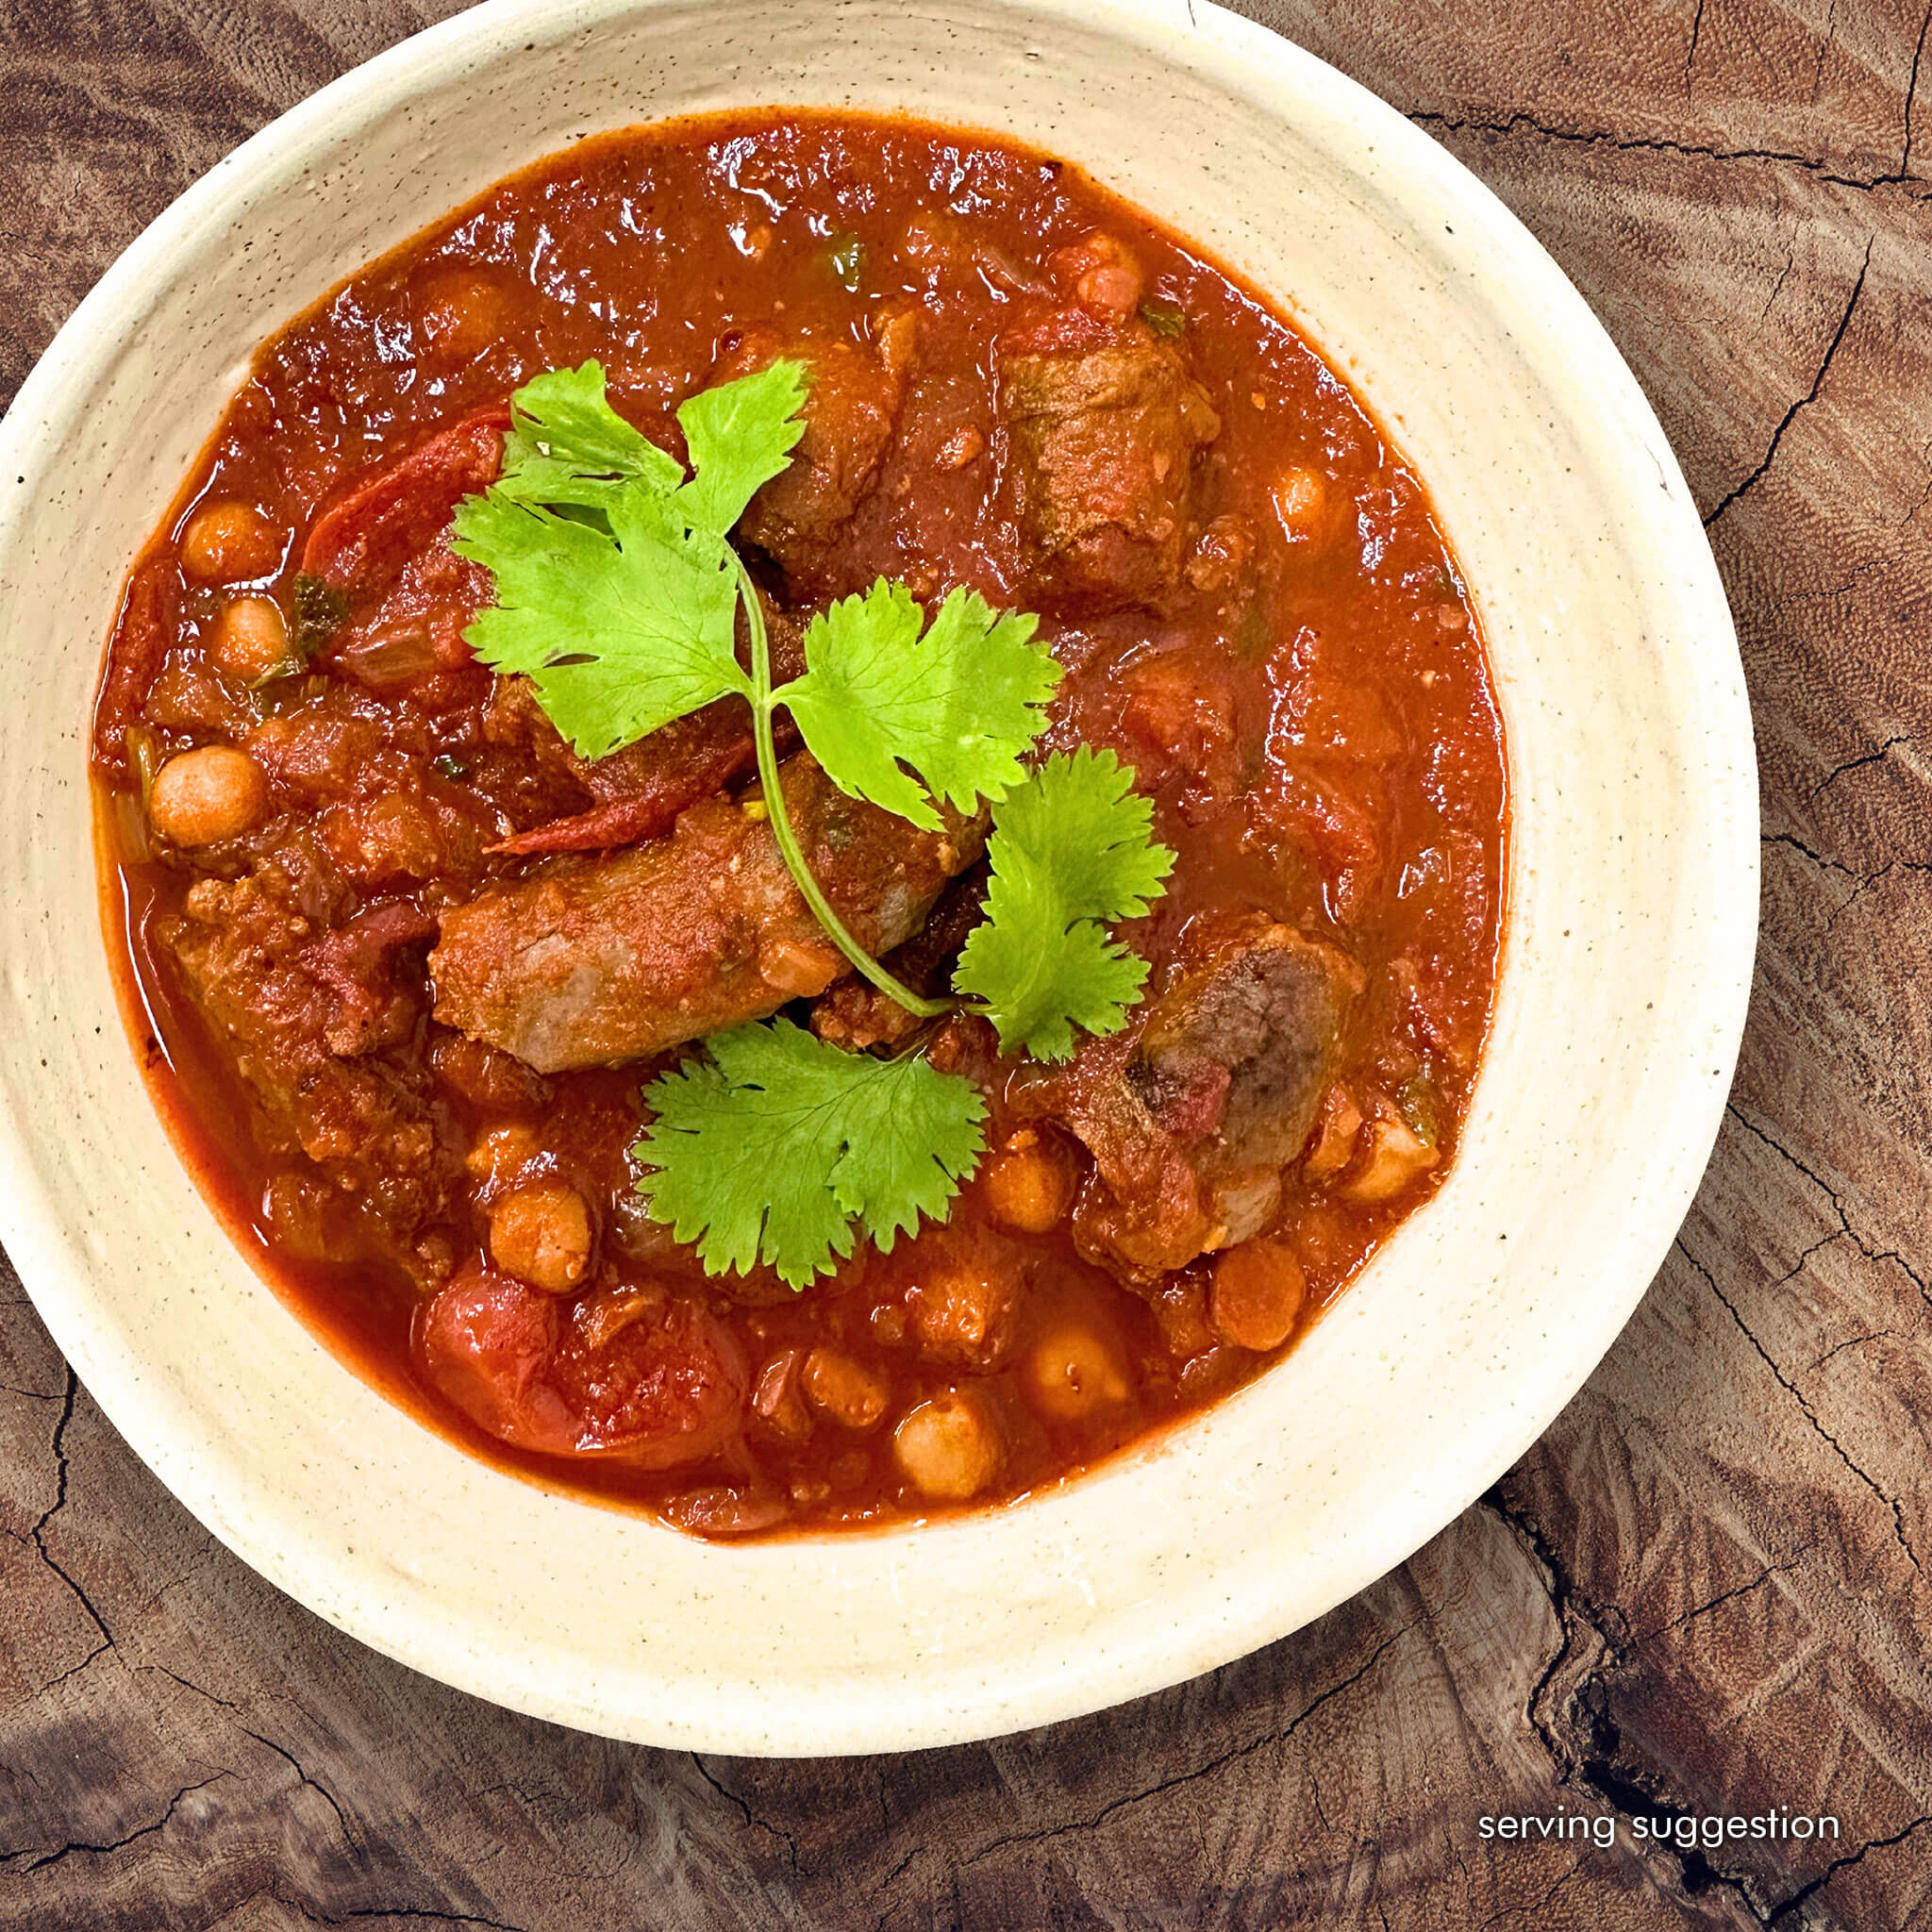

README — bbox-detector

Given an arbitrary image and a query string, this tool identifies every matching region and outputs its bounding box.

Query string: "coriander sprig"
[732,549,947,1017]
[451,359,1175,1282]
[635,1019,986,1288]
[454,359,1067,1017]
[955,747,1174,1059]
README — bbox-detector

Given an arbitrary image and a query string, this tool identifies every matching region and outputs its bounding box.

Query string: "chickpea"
[210,596,290,682]
[980,1131,1076,1236]
[1272,465,1332,545]
[892,1390,1004,1502]
[1209,1240,1308,1353]
[488,1178,592,1294]
[416,269,508,365]
[180,502,281,583]
[148,745,268,846]
[1024,1319,1130,1423]
[802,1347,891,1432]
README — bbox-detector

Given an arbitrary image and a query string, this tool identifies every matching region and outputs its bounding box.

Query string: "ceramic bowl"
[0,0,1755,1753]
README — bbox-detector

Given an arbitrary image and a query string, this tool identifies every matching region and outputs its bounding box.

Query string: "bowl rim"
[0,0,1757,1753]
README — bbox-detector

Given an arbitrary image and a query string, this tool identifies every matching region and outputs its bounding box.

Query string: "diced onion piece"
[124,724,164,801]
[103,786,155,864]
[752,1348,812,1441]
[1343,1106,1441,1204]
[341,625,441,691]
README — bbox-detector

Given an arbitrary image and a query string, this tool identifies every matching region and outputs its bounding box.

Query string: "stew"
[92,111,1507,1537]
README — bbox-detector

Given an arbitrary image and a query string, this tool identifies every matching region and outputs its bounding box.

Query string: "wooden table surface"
[5,3,1929,1925]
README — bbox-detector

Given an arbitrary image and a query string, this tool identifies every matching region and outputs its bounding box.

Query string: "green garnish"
[291,575,347,656]
[1139,299,1189,339]
[827,233,865,292]
[453,361,804,759]
[785,580,1058,834]
[955,748,1174,1060]
[453,359,1173,1280]
[635,1019,986,1289]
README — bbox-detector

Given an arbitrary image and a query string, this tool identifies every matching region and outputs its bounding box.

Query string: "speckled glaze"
[0,0,1755,1753]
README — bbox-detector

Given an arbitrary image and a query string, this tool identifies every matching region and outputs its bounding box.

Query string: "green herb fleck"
[827,232,865,292]
[291,575,347,657]
[1140,300,1189,339]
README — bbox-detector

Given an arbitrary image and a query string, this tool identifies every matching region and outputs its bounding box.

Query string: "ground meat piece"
[430,753,985,1073]
[997,319,1220,613]
[162,845,458,1236]
[1015,915,1358,1280]
[296,898,438,1055]
[142,649,258,741]
[716,322,912,588]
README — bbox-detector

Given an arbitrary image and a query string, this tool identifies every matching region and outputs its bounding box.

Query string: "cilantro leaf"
[494,361,684,509]
[781,582,1060,831]
[635,1019,988,1288]
[452,487,746,759]
[452,359,810,759]
[675,358,809,541]
[953,747,1175,1059]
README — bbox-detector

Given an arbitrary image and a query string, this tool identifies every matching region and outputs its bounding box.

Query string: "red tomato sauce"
[92,112,1507,1537]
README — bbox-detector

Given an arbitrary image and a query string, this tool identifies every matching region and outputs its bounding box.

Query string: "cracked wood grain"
[4,1,1931,1926]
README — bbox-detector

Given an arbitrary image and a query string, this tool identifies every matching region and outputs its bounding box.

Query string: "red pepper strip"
[93,554,178,771]
[301,401,511,608]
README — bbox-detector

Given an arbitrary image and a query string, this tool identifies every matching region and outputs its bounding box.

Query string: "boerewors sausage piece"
[430,752,985,1072]
[998,319,1220,614]
[1016,916,1359,1280]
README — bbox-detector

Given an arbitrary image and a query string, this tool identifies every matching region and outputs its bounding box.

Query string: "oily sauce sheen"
[92,113,1507,1537]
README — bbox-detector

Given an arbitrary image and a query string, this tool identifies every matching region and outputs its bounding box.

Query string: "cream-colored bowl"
[0,0,1754,1753]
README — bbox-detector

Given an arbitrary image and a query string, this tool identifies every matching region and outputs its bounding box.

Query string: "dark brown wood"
[4,2,1929,1924]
